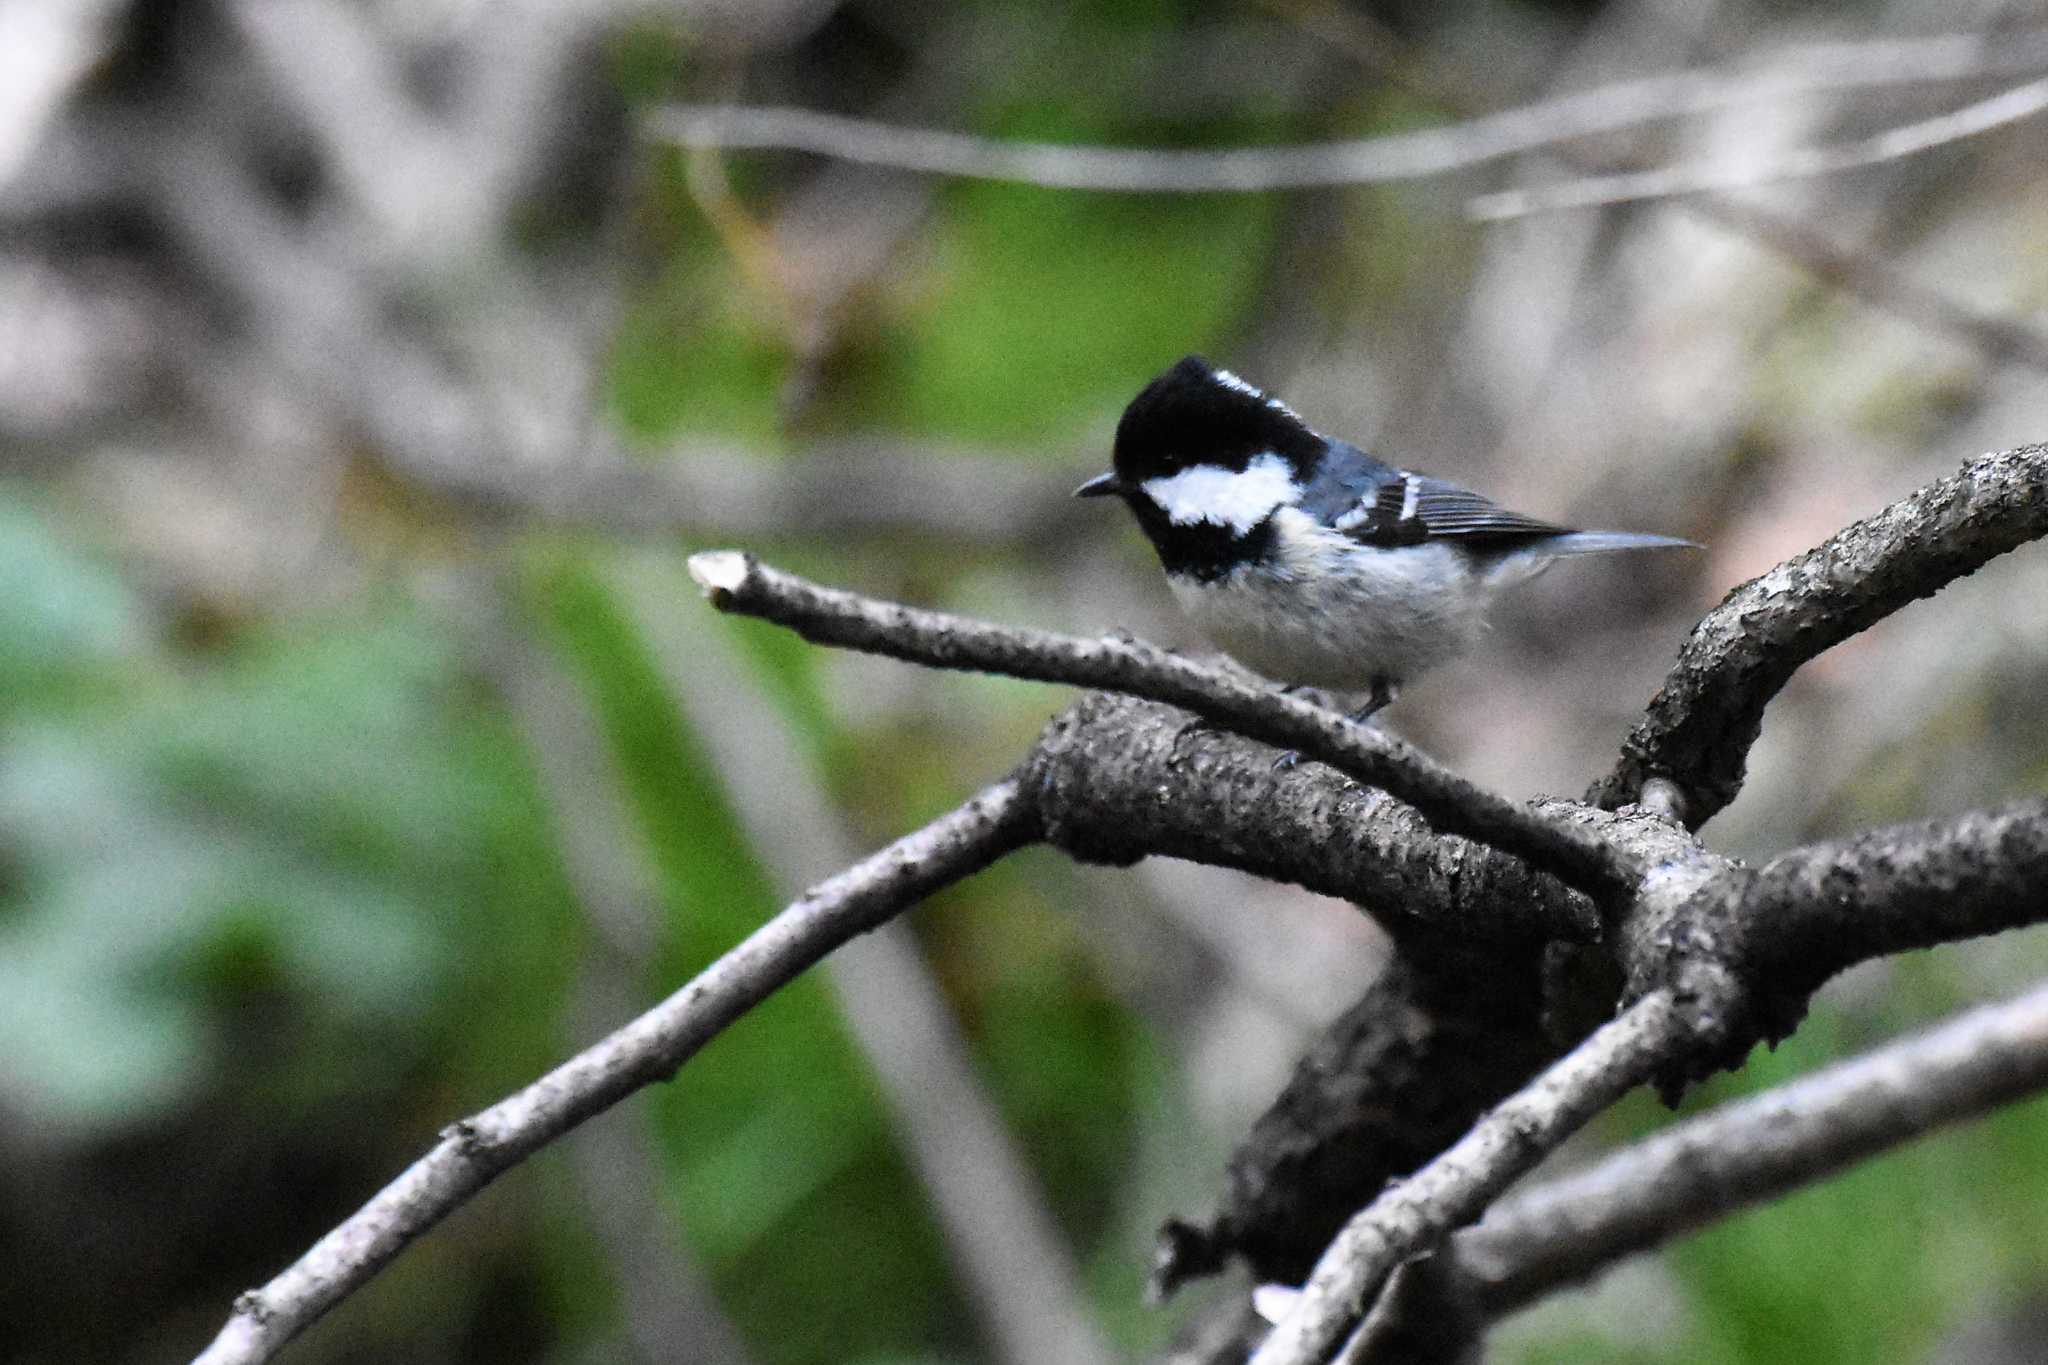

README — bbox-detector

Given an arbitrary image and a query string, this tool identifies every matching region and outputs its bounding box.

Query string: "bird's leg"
[1348,676,1397,724]
[1271,677,1397,772]
[1268,684,1326,773]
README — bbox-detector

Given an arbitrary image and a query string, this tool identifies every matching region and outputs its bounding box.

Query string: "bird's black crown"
[1112,356,1321,485]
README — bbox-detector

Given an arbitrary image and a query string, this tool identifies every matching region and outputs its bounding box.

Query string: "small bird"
[1076,356,1693,722]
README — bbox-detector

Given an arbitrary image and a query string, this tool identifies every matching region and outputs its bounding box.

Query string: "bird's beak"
[1074,472,1124,499]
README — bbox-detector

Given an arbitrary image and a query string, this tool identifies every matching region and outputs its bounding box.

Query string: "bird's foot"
[1273,679,1397,772]
[1345,677,1398,726]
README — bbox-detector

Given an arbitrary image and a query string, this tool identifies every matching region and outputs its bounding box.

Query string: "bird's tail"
[1483,529,1697,587]
[1540,530,1699,557]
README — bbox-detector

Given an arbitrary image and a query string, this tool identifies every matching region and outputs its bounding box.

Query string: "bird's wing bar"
[1298,443,1421,545]
[1303,443,1570,548]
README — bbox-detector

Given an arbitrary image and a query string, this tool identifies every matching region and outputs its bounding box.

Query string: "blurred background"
[3,0,2048,1361]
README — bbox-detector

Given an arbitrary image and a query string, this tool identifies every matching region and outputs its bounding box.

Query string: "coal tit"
[1077,356,1693,719]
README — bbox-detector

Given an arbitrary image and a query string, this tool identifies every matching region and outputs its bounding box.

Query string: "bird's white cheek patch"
[1141,453,1300,534]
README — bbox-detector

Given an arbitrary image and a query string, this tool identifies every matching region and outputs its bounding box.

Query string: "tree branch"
[1460,977,2048,1316]
[191,777,1038,1365]
[687,550,1641,900]
[1248,987,1711,1365]
[1156,792,2048,1348]
[1751,799,2048,991]
[1468,75,2048,219]
[1591,443,2048,825]
[190,664,1627,1362]
[1607,802,2048,1090]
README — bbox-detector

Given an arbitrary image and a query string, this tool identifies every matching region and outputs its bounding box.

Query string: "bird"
[1075,355,1694,725]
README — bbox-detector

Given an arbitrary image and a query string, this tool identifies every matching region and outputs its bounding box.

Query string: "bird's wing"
[1300,444,1569,548]
[1404,477,1571,541]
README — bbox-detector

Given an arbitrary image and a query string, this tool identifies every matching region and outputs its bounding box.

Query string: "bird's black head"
[1076,357,1323,579]
[1110,356,1320,486]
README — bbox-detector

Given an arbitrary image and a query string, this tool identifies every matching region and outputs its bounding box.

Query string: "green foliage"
[0,492,141,703]
[857,186,1277,444]
[0,496,587,1146]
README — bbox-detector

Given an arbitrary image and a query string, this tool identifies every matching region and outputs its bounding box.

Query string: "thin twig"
[190,778,1039,1365]
[687,550,1642,900]
[1590,442,2048,825]
[1247,989,1698,1365]
[1470,75,2048,219]
[1460,977,2048,1316]
[650,30,2048,193]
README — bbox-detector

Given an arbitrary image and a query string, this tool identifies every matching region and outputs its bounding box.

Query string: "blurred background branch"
[1468,74,2048,218]
[655,30,2048,192]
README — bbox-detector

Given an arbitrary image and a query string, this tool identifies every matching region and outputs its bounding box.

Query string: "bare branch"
[191,778,1038,1365]
[650,30,2048,193]
[1248,988,1704,1365]
[1469,75,2048,219]
[1149,792,2048,1325]
[1591,443,2048,825]
[1752,800,2048,988]
[687,550,1641,900]
[1461,977,2048,1316]
[1601,801,2048,1093]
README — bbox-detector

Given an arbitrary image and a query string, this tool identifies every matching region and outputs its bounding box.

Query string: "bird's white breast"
[1166,508,1490,692]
